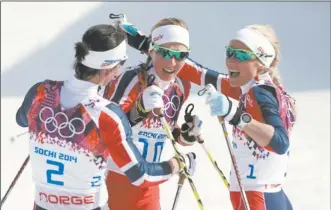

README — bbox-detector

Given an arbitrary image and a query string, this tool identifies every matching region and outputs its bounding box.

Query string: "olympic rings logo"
[39,107,86,138]
[152,94,181,119]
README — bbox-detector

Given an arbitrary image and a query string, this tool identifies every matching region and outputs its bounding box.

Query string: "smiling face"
[150,42,188,81]
[225,40,263,87]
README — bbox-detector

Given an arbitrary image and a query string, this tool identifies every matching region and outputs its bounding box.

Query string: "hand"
[109,13,150,52]
[109,13,137,35]
[139,85,164,112]
[174,115,202,146]
[171,152,197,176]
[203,84,236,121]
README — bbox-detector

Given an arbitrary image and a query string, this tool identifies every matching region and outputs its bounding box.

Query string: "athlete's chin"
[160,69,178,81]
[160,75,174,82]
[229,76,248,87]
[229,77,243,87]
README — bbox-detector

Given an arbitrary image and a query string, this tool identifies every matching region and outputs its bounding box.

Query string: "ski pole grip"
[153,108,163,117]
[147,75,164,117]
[217,116,225,123]
[197,136,204,144]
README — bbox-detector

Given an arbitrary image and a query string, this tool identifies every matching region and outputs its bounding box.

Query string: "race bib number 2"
[34,146,102,187]
[45,159,101,187]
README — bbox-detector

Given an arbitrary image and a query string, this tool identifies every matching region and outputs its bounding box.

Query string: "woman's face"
[150,42,189,81]
[98,61,125,86]
[225,40,261,87]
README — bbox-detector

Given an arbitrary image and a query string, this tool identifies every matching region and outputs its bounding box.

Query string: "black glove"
[173,115,203,146]
[127,34,150,53]
[109,13,150,53]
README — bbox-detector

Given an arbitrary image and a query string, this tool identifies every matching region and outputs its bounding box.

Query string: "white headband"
[150,25,190,50]
[81,40,128,70]
[234,27,275,67]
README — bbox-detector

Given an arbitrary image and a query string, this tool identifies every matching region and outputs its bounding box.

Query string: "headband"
[150,25,190,50]
[81,40,128,70]
[234,27,275,67]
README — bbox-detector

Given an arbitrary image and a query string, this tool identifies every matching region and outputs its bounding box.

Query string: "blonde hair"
[151,18,188,33]
[248,24,297,120]
[247,24,282,89]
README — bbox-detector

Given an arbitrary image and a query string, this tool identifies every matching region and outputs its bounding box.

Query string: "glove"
[172,152,197,176]
[173,115,203,146]
[129,85,163,125]
[137,85,164,113]
[204,84,237,122]
[109,13,150,53]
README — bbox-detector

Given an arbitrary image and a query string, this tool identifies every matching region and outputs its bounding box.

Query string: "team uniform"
[16,76,173,210]
[112,16,295,209]
[103,64,191,210]
[176,60,296,209]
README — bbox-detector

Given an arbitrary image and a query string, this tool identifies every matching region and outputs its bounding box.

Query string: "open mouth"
[162,68,177,74]
[229,69,240,78]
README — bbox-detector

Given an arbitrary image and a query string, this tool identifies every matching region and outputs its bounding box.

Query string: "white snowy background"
[1,2,330,210]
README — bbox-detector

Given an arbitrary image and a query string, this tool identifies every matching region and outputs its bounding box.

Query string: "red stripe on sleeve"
[99,112,133,168]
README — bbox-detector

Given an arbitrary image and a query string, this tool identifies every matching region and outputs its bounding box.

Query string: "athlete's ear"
[149,49,156,60]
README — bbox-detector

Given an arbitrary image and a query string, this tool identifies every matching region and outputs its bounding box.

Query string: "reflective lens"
[153,44,189,61]
[225,46,255,62]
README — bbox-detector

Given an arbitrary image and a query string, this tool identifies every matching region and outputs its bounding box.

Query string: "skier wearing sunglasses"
[203,26,296,210]
[115,14,297,210]
[103,16,203,210]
